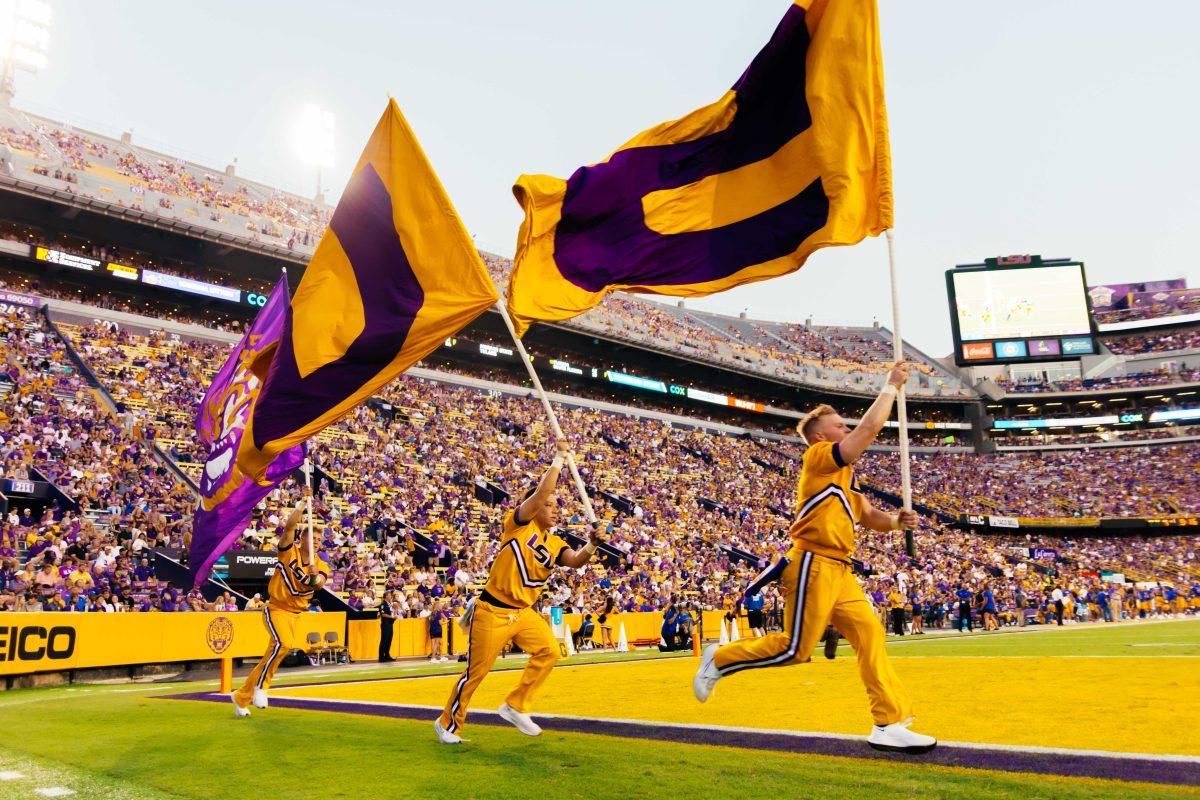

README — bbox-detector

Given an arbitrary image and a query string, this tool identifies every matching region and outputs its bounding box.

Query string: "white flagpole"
[303,456,315,557]
[885,229,915,557]
[494,302,598,524]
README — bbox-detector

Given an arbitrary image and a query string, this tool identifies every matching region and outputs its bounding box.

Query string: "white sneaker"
[252,688,269,709]
[498,702,542,736]
[692,644,721,703]
[434,718,463,744]
[439,656,449,663]
[230,693,250,718]
[867,720,937,754]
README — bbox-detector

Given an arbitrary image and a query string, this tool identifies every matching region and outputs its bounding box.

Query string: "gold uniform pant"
[438,600,560,734]
[233,607,298,706]
[713,550,913,726]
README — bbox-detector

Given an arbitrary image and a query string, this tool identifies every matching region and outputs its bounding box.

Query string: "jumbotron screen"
[946,257,1097,366]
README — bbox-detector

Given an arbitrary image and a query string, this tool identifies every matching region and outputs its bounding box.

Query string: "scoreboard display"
[946,255,1098,367]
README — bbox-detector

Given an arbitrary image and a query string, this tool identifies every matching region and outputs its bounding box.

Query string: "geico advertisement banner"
[0,612,344,676]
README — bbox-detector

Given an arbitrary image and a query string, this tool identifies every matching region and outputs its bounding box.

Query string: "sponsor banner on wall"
[988,515,1019,529]
[1087,279,1187,310]
[0,611,344,676]
[0,289,44,308]
[1018,517,1101,527]
[1127,288,1200,313]
[141,269,242,303]
[35,246,100,271]
[224,550,279,581]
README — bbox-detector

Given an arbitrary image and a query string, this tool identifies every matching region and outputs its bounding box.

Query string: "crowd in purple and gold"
[2,303,1197,629]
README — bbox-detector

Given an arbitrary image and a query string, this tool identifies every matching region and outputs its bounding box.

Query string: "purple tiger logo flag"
[188,274,305,585]
[507,0,892,337]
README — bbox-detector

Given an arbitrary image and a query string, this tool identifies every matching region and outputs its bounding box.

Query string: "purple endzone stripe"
[157,691,1200,787]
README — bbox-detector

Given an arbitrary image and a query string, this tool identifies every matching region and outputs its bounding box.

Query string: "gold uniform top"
[268,541,330,614]
[788,441,865,561]
[482,510,569,609]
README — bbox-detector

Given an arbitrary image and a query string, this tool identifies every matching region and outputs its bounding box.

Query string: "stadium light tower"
[0,0,53,107]
[294,103,335,201]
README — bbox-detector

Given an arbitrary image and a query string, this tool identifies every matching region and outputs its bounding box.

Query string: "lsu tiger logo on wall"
[206,616,235,655]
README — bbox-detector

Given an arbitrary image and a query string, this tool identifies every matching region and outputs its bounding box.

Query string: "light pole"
[0,0,53,107]
[294,104,335,202]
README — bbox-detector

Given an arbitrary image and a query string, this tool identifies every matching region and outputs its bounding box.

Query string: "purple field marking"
[158,691,1200,787]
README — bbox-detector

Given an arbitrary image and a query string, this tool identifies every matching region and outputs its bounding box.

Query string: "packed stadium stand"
[0,107,330,256]
[2,107,1198,640]
[3,300,1198,626]
[0,108,976,399]
[978,278,1200,397]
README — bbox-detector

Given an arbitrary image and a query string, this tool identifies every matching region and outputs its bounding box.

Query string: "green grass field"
[0,620,1197,800]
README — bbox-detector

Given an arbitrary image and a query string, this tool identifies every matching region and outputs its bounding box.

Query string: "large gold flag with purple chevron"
[236,99,498,482]
[506,0,890,337]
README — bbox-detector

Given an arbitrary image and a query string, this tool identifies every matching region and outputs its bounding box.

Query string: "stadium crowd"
[856,447,1200,518]
[1,113,329,253]
[1103,328,1200,355]
[997,366,1200,393]
[0,306,196,613]
[2,305,1196,634]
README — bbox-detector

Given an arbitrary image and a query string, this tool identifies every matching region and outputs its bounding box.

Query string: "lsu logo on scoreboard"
[0,625,76,662]
[206,616,235,654]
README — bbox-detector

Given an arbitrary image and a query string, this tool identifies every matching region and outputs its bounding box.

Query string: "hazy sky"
[13,1,1200,355]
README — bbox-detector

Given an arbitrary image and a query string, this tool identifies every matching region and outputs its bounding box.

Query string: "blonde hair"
[798,404,838,445]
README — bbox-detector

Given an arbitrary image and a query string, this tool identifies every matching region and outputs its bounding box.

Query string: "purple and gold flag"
[507,0,891,336]
[236,100,499,482]
[189,274,305,585]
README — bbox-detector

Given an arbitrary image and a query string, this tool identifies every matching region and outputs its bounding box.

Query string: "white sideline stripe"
[885,617,1191,646]
[0,687,168,709]
[35,788,75,797]
[0,771,24,780]
[273,652,681,692]
[230,694,1200,764]
[1130,642,1200,647]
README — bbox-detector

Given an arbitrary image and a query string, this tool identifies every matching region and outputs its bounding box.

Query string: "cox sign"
[245,292,268,308]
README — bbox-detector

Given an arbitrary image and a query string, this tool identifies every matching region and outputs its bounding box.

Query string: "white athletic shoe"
[498,702,542,736]
[434,718,463,745]
[867,720,937,754]
[230,693,250,718]
[692,644,721,703]
[252,688,269,709]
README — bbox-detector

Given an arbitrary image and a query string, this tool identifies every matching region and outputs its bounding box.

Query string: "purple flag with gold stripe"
[189,274,305,585]
[237,99,498,482]
[507,0,891,336]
